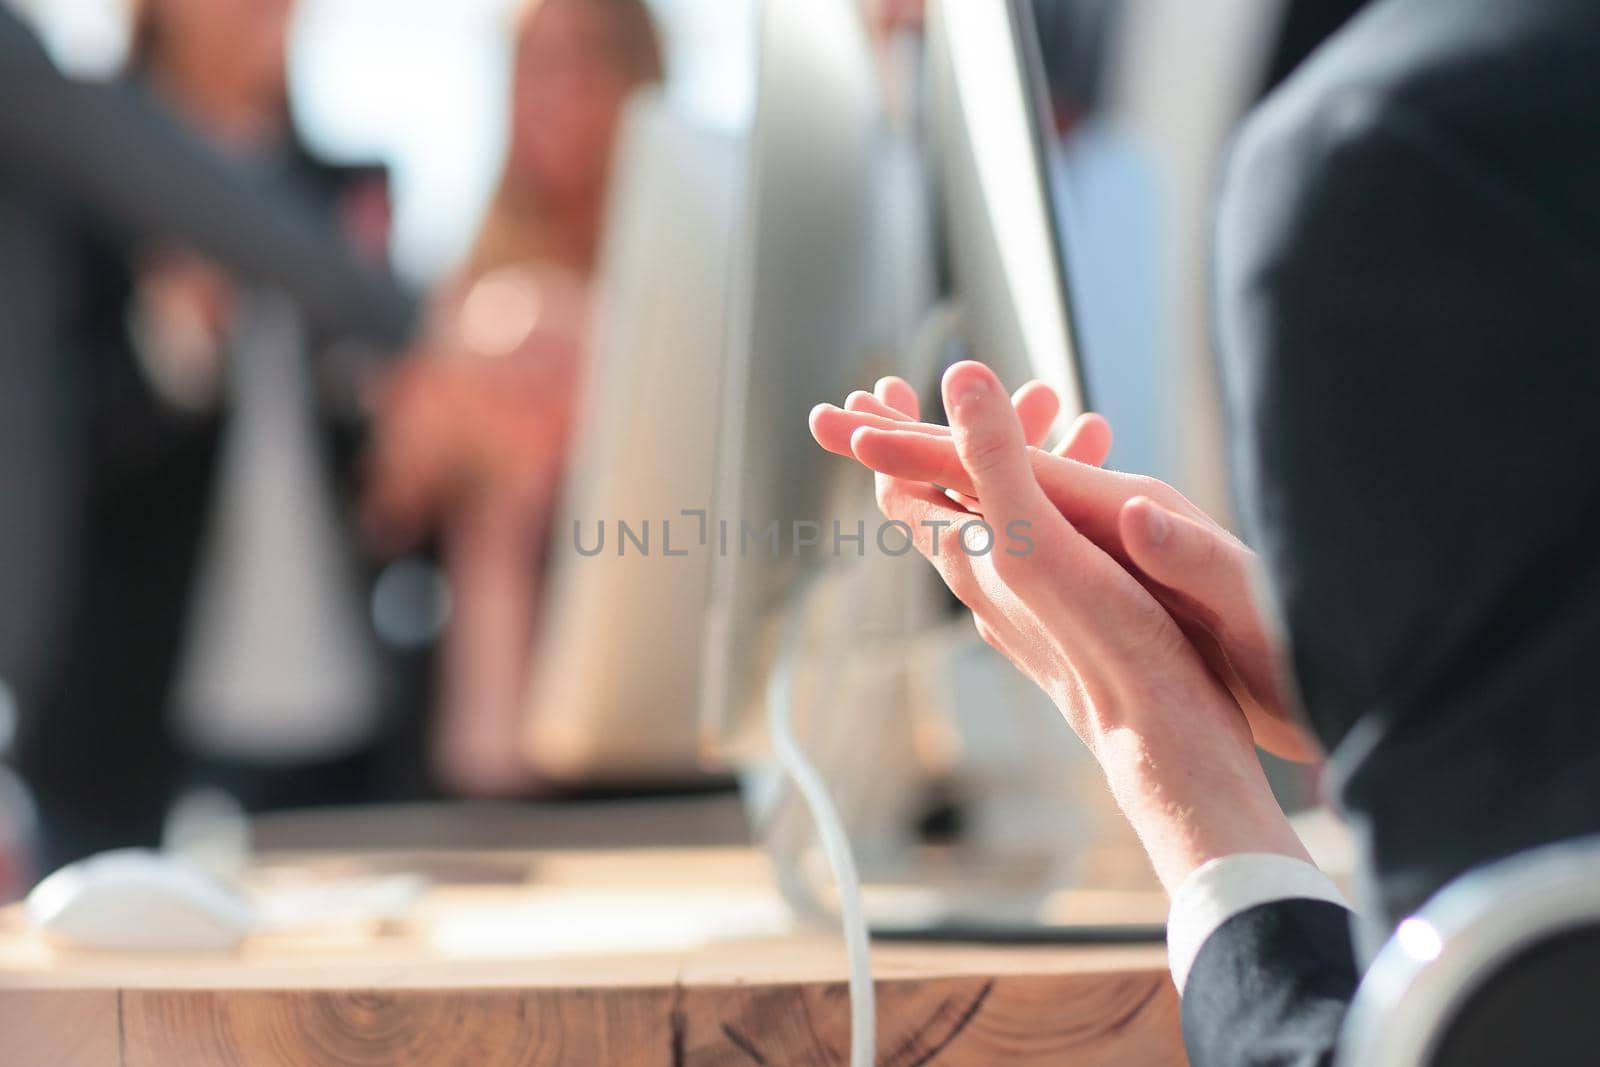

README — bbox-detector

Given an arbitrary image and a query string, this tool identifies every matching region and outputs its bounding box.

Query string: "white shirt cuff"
[1166,852,1347,994]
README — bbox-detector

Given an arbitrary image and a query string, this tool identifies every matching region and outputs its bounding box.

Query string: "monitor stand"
[748,565,1165,944]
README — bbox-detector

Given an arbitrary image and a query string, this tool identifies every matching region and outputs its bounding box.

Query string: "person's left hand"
[810,379,1317,762]
[811,362,1309,891]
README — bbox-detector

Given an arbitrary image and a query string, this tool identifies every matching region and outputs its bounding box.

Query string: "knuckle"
[1127,475,1163,499]
[957,428,1013,474]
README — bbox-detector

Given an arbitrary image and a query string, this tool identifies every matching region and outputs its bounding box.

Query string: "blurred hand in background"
[363,0,663,799]
[362,266,590,557]
[127,249,236,410]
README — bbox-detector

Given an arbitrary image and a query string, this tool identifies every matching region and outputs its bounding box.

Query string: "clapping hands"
[810,367,1317,762]
[810,362,1314,890]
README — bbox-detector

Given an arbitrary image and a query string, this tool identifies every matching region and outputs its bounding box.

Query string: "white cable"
[757,301,964,1066]
[767,586,875,1067]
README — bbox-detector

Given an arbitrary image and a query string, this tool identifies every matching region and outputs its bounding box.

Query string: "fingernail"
[953,377,989,413]
[1144,504,1170,546]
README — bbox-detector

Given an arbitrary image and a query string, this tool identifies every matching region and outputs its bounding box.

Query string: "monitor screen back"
[523,92,741,785]
[700,0,934,759]
[927,0,1088,435]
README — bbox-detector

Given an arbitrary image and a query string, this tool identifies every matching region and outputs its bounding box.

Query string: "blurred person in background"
[121,0,434,819]
[3,0,427,873]
[365,0,664,797]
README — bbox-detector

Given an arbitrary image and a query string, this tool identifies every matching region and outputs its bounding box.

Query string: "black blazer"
[1194,0,1600,1063]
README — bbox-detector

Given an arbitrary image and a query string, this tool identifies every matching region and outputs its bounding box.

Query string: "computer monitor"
[702,0,1087,764]
[702,0,1128,931]
[925,0,1088,436]
[519,91,740,785]
[699,0,935,763]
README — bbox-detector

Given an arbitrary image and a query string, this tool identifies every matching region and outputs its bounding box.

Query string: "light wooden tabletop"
[0,847,1184,1066]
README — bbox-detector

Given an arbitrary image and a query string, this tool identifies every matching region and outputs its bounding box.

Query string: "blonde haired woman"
[368,0,664,796]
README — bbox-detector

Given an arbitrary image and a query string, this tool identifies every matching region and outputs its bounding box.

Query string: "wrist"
[1095,725,1309,895]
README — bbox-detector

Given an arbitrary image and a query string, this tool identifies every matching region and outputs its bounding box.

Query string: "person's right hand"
[812,379,1318,763]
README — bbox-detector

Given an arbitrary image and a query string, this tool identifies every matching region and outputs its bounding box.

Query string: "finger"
[942,361,1050,523]
[1012,381,1060,448]
[863,376,957,582]
[1053,412,1113,468]
[823,385,1072,450]
[941,364,1182,661]
[844,389,909,422]
[1118,497,1256,628]
[847,427,1209,548]
[875,376,921,419]
[847,434,1147,577]
[873,472,969,555]
[849,427,969,489]
[946,489,981,512]
[1119,496,1310,758]
[809,404,946,458]
[867,451,985,603]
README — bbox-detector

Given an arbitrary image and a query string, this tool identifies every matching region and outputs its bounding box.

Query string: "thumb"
[1118,496,1253,611]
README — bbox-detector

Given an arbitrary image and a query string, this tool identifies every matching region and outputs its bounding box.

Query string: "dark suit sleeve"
[1182,900,1360,1067]
[0,11,414,349]
[1202,33,1600,1067]
[1216,73,1600,928]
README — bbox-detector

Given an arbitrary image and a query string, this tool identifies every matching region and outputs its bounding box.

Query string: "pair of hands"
[810,362,1315,891]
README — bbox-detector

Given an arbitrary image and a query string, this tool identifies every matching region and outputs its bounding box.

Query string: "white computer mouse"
[25,848,259,951]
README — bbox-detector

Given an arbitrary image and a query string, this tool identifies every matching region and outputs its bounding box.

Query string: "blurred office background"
[7,0,1302,516]
[6,0,1296,511]
[0,0,1349,903]
[14,0,755,285]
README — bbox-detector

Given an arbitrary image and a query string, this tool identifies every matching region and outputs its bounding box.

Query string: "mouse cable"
[766,581,875,1067]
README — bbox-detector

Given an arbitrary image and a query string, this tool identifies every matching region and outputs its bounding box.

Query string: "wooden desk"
[0,848,1184,1066]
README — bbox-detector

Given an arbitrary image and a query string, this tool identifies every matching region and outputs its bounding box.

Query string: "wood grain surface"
[0,848,1184,1066]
